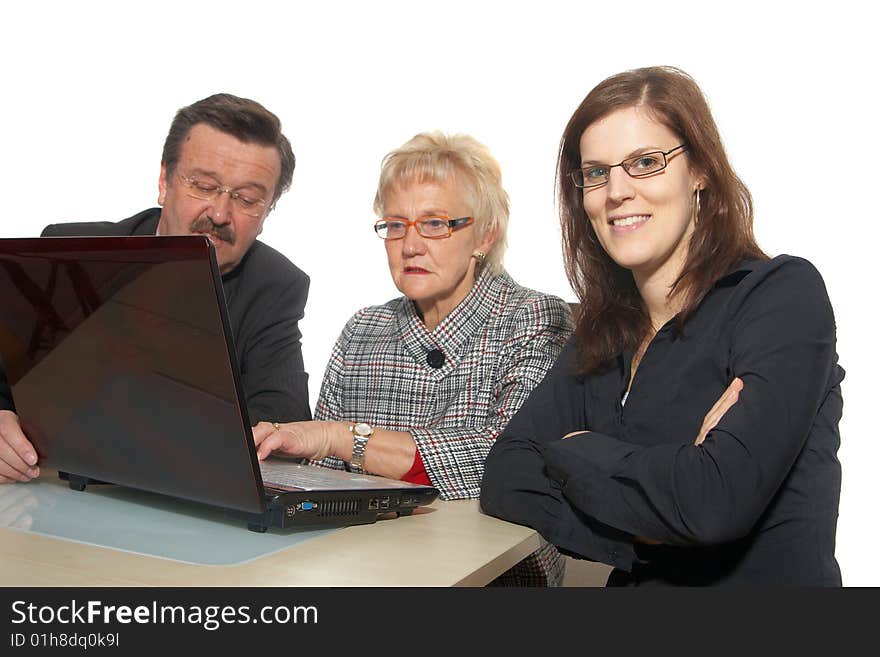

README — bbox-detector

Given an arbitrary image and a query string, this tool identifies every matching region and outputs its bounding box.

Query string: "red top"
[401,450,431,485]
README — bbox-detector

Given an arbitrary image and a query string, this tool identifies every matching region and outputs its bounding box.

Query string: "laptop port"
[298,501,317,511]
[379,496,390,510]
[286,506,296,517]
[368,498,380,510]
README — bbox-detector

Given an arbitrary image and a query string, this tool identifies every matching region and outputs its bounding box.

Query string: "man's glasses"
[374,216,474,240]
[569,144,687,189]
[179,174,267,217]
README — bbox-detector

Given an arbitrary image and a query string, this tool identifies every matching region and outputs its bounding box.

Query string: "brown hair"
[161,93,295,209]
[558,66,766,374]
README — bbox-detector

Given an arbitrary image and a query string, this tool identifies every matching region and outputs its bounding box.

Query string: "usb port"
[379,497,390,510]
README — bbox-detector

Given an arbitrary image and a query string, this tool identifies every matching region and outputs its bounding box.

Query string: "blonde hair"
[373,131,509,275]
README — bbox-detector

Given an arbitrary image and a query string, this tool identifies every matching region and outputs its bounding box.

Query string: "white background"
[2,1,876,584]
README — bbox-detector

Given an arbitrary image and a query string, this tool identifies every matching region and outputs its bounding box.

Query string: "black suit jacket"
[0,208,311,423]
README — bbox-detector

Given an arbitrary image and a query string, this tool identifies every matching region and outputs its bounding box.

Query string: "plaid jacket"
[313,269,572,585]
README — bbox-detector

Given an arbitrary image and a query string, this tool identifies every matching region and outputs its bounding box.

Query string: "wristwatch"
[349,422,373,473]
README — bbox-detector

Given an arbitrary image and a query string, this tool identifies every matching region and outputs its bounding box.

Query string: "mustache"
[189,217,235,245]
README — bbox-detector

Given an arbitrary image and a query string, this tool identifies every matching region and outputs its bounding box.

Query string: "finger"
[700,394,735,437]
[697,397,728,439]
[702,379,737,419]
[0,416,40,480]
[695,417,714,444]
[260,430,314,461]
[695,388,741,445]
[712,388,740,425]
[698,399,728,440]
[255,434,275,460]
[1,469,38,484]
[702,395,727,422]
[253,421,284,446]
[702,380,741,428]
[252,423,274,446]
[256,431,290,460]
[0,451,39,482]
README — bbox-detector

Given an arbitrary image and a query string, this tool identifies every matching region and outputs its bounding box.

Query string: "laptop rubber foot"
[247,523,269,533]
[65,474,89,492]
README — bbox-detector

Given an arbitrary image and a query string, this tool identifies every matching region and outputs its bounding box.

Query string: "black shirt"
[480,255,843,585]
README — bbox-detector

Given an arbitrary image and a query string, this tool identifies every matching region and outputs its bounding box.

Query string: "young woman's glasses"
[569,144,687,189]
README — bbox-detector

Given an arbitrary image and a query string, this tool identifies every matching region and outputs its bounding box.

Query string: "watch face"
[354,422,372,436]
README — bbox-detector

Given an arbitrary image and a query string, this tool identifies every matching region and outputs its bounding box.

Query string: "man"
[0,93,310,484]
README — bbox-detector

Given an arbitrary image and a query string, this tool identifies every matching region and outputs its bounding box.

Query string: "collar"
[619,257,766,369]
[395,267,511,378]
[713,258,764,288]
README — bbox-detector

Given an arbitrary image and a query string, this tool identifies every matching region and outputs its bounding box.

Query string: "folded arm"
[545,258,840,545]
[483,258,840,566]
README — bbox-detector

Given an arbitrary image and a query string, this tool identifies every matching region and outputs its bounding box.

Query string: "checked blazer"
[313,268,573,585]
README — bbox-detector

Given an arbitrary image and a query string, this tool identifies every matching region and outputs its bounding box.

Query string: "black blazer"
[1,208,311,423]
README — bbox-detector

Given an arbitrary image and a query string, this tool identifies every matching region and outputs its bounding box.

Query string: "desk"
[0,475,539,587]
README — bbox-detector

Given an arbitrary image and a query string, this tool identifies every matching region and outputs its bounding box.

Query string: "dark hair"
[558,66,767,374]
[161,93,295,209]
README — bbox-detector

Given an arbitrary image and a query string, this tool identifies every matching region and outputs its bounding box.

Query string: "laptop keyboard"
[259,459,424,491]
[259,462,347,489]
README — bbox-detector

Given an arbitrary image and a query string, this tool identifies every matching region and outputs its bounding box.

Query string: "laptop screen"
[0,236,266,513]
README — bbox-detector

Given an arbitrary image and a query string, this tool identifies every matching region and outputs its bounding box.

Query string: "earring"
[472,251,486,263]
[693,188,702,225]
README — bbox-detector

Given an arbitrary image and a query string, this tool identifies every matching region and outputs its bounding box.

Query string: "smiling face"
[383,176,496,328]
[157,123,281,274]
[578,106,702,286]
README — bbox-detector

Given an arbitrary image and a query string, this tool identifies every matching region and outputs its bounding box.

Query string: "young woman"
[481,67,844,586]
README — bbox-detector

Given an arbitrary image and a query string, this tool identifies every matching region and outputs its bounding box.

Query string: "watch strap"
[349,423,372,473]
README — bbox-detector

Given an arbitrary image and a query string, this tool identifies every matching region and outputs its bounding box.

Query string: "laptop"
[0,236,438,532]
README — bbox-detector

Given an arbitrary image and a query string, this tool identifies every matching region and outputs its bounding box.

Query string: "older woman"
[254,132,572,585]
[481,67,844,586]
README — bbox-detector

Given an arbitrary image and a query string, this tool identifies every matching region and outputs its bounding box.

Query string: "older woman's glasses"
[374,216,474,240]
[179,174,268,217]
[569,144,687,189]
